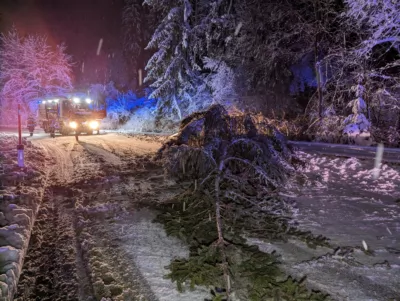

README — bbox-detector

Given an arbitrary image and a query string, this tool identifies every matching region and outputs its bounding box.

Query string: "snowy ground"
[3,131,400,301]
[9,133,210,301]
[250,152,400,301]
[0,134,48,301]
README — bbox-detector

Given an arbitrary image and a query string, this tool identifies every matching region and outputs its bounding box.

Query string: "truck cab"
[38,95,106,136]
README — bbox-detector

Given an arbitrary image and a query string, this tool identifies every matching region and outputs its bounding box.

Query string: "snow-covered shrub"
[367,87,400,130]
[307,115,346,143]
[99,84,159,131]
[304,106,344,142]
[121,106,158,133]
[106,91,137,124]
[251,113,308,141]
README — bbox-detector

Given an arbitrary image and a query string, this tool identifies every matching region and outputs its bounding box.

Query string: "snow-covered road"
[2,126,399,162]
[3,130,399,301]
[289,140,400,163]
[11,132,210,301]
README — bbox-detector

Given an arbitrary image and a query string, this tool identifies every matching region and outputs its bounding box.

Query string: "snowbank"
[0,134,47,301]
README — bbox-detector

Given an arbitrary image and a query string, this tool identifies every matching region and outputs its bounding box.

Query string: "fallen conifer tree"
[155,105,330,301]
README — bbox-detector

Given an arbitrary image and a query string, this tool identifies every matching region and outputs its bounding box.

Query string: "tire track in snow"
[15,190,81,301]
[36,140,75,184]
[78,141,122,166]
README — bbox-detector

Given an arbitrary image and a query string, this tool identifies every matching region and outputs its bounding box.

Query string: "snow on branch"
[0,28,72,122]
[345,0,400,57]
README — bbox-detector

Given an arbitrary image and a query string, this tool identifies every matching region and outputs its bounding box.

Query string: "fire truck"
[38,94,106,136]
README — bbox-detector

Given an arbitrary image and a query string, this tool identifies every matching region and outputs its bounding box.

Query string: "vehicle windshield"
[72,102,91,111]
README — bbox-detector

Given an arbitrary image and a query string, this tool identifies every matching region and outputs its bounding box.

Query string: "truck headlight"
[89,121,99,129]
[69,121,78,129]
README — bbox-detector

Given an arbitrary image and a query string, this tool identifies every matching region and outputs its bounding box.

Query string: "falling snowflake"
[373,143,384,180]
[362,240,368,251]
[234,22,243,36]
[97,38,103,56]
[138,69,143,86]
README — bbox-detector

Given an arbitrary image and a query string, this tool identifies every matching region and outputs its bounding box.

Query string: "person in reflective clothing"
[27,114,36,136]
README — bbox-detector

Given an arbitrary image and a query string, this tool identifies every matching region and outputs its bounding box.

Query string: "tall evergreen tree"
[144,0,198,120]
[144,0,345,119]
[122,0,156,88]
[144,0,235,120]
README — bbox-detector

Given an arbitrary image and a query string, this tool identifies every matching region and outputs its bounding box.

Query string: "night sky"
[0,0,132,89]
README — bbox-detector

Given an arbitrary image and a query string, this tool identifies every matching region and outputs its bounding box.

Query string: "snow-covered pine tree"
[144,0,200,121]
[123,0,143,57]
[122,0,156,84]
[144,0,235,122]
[343,75,371,141]
[194,0,237,108]
[157,105,330,300]
[232,0,337,90]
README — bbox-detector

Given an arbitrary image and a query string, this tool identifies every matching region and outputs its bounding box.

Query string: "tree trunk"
[214,171,224,244]
[313,0,323,119]
[214,161,230,300]
[316,61,323,118]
